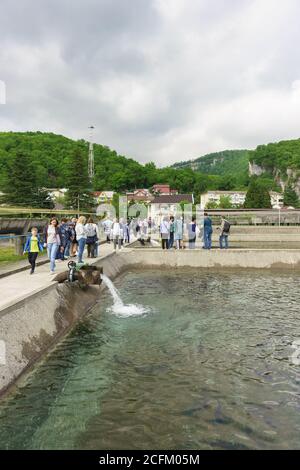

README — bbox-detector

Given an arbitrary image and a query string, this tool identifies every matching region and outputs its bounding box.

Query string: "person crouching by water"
[43,218,61,274]
[76,216,87,263]
[203,212,213,250]
[219,216,231,249]
[160,217,170,249]
[23,227,44,274]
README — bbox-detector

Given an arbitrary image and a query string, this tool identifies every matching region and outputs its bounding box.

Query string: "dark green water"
[0,269,300,450]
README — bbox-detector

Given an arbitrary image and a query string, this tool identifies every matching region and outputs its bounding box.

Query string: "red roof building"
[126,189,153,203]
[152,184,178,195]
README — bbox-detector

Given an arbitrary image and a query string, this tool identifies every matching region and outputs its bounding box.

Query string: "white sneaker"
[50,271,55,275]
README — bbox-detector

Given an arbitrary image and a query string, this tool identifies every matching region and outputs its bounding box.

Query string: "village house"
[150,193,194,225]
[151,184,178,196]
[92,191,115,204]
[200,191,284,210]
[126,189,153,204]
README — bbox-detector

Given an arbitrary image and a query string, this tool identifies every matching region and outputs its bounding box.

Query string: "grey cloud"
[1,0,300,167]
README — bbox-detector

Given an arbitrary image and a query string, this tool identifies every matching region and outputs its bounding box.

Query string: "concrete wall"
[0,283,102,396]
[117,249,300,270]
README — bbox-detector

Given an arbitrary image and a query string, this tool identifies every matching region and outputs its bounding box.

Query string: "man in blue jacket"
[203,213,213,250]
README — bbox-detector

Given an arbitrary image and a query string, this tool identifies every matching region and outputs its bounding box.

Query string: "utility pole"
[88,125,95,181]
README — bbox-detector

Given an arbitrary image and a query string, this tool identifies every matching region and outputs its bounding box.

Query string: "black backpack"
[223,220,231,234]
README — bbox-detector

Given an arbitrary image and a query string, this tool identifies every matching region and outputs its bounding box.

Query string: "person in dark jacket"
[219,216,231,249]
[188,216,197,249]
[203,213,213,250]
[57,218,71,261]
[169,216,175,249]
[23,227,44,274]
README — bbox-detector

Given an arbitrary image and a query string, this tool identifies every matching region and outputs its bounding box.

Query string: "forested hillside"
[250,139,300,175]
[1,132,300,207]
[172,150,250,187]
[0,132,240,198]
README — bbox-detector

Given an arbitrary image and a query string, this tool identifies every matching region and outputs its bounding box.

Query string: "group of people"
[102,218,131,249]
[159,213,231,250]
[24,216,99,274]
[23,213,231,274]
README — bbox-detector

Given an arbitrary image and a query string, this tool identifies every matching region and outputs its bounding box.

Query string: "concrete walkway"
[0,243,116,312]
[0,255,49,279]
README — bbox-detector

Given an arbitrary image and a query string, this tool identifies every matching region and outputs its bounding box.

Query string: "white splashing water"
[101,274,150,318]
[150,239,160,247]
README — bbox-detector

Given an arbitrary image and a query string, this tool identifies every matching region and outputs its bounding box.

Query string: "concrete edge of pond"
[0,251,127,397]
[1,248,300,398]
[114,248,300,271]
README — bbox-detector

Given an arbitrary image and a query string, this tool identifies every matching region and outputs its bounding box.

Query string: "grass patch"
[0,246,25,264]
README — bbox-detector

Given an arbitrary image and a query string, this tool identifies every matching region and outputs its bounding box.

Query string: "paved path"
[0,243,115,312]
[0,255,49,279]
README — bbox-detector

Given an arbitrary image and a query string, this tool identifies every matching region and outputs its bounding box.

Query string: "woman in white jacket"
[111,218,122,251]
[75,216,87,263]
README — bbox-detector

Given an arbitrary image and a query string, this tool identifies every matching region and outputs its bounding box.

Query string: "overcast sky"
[1,0,300,166]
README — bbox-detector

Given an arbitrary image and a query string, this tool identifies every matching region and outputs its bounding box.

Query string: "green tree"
[32,188,55,209]
[244,178,272,209]
[205,201,219,209]
[4,151,37,206]
[219,195,233,209]
[284,184,299,207]
[64,147,94,211]
[179,200,191,212]
[111,193,120,217]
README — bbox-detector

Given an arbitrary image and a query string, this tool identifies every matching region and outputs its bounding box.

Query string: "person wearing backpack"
[219,216,231,249]
[85,217,99,258]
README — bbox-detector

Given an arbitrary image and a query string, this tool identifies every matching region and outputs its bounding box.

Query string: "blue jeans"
[47,243,59,271]
[189,239,196,249]
[78,238,86,263]
[169,232,174,248]
[64,239,71,257]
[219,234,229,249]
[94,241,98,257]
[203,230,212,250]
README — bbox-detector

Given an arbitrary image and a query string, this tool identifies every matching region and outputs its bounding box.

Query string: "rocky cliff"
[249,161,300,196]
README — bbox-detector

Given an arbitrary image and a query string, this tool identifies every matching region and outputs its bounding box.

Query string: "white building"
[200,191,284,209]
[270,192,284,209]
[150,194,194,226]
[200,191,247,209]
